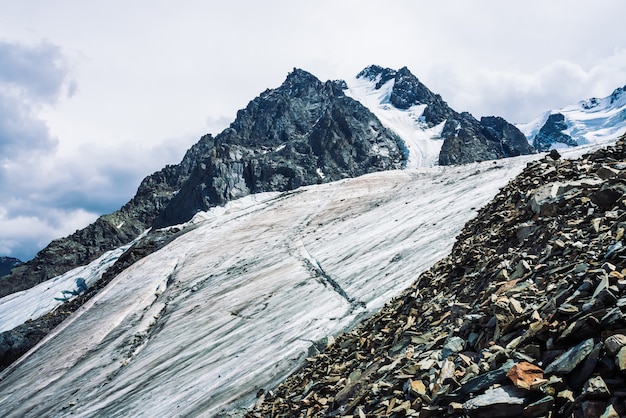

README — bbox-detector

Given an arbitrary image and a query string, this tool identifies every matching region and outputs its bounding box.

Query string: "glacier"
[0,143,604,417]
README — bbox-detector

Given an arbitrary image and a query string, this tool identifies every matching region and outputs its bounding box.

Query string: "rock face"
[153,68,406,227]
[354,65,535,165]
[533,113,577,152]
[249,135,626,418]
[0,257,21,277]
[0,68,407,298]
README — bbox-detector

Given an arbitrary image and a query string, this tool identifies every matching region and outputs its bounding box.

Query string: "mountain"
[344,65,535,166]
[1,63,624,416]
[518,84,626,151]
[0,65,530,299]
[0,257,22,277]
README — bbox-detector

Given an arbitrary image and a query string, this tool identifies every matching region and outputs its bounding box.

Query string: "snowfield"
[0,142,610,417]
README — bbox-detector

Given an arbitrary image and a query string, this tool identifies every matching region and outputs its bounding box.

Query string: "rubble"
[248,137,626,418]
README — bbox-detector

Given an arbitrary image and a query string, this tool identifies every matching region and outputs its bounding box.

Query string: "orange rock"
[506,361,544,390]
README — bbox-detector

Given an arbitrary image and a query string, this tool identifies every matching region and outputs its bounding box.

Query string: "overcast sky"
[1,1,626,262]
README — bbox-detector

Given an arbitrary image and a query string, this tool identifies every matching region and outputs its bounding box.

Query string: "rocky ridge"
[354,65,534,165]
[249,136,626,418]
[152,68,407,227]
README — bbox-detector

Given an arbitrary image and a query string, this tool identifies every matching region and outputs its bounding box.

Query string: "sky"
[1,0,626,261]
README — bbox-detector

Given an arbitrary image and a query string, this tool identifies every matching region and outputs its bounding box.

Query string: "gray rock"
[544,338,595,375]
[604,334,626,355]
[463,386,528,418]
[522,395,554,417]
[442,336,466,358]
[581,376,611,399]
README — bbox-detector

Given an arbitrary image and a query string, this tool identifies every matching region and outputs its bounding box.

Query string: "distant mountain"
[518,84,626,151]
[0,257,21,277]
[345,65,534,166]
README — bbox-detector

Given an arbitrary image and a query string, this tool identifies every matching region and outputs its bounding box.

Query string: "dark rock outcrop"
[0,136,214,297]
[153,68,406,227]
[0,257,22,277]
[355,65,535,165]
[533,113,576,152]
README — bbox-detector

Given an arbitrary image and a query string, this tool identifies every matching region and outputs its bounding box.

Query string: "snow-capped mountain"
[0,66,532,301]
[518,84,626,151]
[344,65,534,166]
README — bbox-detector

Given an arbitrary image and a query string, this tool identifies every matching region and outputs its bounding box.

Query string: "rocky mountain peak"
[533,113,576,152]
[356,64,396,86]
[152,68,407,227]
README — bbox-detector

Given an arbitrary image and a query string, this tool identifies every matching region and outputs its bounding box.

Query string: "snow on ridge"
[0,231,148,333]
[517,87,626,148]
[344,75,444,168]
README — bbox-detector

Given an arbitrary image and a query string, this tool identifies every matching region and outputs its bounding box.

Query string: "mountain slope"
[345,65,534,166]
[518,85,626,151]
[0,154,543,417]
[250,137,626,418]
[0,65,534,300]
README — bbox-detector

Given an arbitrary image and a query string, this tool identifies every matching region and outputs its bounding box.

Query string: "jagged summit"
[346,65,534,167]
[152,68,407,227]
[518,83,626,151]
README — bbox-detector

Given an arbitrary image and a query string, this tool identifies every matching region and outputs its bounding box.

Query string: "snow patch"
[345,75,444,168]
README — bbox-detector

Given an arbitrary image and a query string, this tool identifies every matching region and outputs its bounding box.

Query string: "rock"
[616,346,626,371]
[581,400,610,418]
[522,395,554,417]
[506,361,544,390]
[458,359,517,395]
[605,334,626,355]
[600,403,621,418]
[442,336,466,358]
[544,338,595,375]
[533,113,576,152]
[581,376,611,399]
[462,386,528,418]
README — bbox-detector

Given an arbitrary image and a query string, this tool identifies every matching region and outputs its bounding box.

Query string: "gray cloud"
[0,40,74,160]
[0,40,72,101]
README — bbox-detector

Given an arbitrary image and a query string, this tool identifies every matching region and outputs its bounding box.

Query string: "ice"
[0,232,147,333]
[0,151,565,417]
